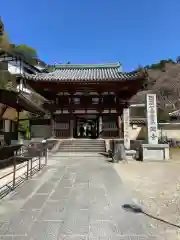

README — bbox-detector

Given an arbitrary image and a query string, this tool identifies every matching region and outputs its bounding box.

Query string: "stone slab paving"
[0,152,166,239]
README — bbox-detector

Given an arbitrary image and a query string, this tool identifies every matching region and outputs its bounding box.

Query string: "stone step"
[59,143,105,146]
[60,144,105,147]
[59,146,105,150]
[51,153,106,157]
[60,146,105,148]
[60,144,105,146]
[59,149,105,152]
[70,142,105,143]
[59,144,104,147]
[58,139,105,153]
[63,140,104,142]
[66,143,105,145]
[59,147,105,150]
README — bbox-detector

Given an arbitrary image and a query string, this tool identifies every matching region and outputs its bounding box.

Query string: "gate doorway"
[74,116,99,139]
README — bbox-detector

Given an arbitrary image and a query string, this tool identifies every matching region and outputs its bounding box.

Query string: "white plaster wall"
[8,61,23,75]
[129,125,145,140]
[4,120,11,132]
[159,129,180,140]
[129,125,180,140]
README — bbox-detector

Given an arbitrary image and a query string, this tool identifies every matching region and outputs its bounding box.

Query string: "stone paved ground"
[114,154,180,240]
[0,152,167,239]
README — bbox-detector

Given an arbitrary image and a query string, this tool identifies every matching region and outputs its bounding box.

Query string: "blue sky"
[1,0,180,71]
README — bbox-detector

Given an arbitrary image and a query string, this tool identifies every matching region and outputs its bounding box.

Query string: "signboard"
[146,94,158,144]
[123,108,130,149]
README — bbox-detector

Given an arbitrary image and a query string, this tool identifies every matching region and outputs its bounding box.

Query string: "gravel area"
[114,152,180,240]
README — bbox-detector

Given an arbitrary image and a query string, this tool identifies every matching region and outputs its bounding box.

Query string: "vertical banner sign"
[146,94,158,144]
[123,108,130,149]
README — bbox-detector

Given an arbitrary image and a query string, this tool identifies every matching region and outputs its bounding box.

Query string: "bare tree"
[151,63,180,110]
[130,63,180,120]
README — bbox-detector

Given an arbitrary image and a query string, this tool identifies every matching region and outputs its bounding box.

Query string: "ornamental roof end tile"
[23,63,147,82]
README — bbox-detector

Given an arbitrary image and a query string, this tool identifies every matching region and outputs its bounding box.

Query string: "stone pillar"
[99,115,102,138]
[140,94,169,161]
[146,94,158,144]
[123,108,130,149]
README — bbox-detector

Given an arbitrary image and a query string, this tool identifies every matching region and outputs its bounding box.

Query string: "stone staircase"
[58,139,106,152]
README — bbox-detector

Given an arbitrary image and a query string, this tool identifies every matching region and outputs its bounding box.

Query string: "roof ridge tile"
[54,62,121,69]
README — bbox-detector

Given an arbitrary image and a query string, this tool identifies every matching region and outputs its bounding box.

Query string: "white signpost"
[146,94,158,144]
[123,108,130,149]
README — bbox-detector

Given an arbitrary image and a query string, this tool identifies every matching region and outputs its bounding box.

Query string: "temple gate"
[23,63,146,140]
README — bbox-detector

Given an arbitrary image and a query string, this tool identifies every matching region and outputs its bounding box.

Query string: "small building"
[0,88,47,145]
[23,63,147,139]
[0,56,47,144]
[0,50,42,75]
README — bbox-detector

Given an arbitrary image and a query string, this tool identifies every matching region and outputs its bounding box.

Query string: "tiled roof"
[0,89,46,114]
[130,118,146,124]
[24,63,146,82]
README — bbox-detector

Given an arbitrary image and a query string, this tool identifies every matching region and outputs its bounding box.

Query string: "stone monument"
[123,108,136,160]
[123,108,130,150]
[141,94,169,161]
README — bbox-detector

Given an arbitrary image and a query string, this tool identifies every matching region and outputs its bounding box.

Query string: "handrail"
[0,142,48,199]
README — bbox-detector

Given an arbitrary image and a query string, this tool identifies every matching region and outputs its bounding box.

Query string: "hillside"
[131,62,180,116]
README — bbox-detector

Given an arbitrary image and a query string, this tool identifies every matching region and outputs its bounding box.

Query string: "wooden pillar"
[117,116,122,138]
[51,115,55,137]
[98,91,103,113]
[17,111,19,140]
[70,116,74,139]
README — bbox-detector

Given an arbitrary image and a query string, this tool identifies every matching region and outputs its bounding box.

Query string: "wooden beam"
[27,79,144,94]
[43,103,125,110]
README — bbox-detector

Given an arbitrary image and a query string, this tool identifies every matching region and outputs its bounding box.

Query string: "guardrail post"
[45,147,48,165]
[30,157,33,176]
[26,159,29,180]
[12,157,16,189]
[39,153,41,171]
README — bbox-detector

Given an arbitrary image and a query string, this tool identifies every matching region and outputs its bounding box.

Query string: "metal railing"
[0,142,48,199]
